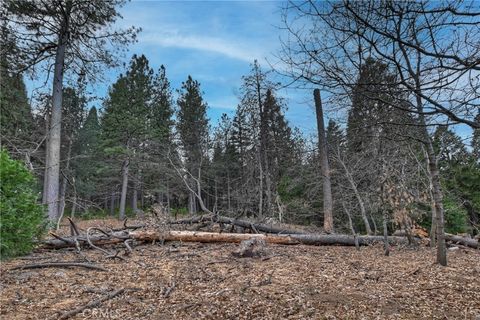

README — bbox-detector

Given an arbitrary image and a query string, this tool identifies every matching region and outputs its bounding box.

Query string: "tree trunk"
[57,137,73,229]
[444,233,479,248]
[71,194,77,219]
[132,182,138,212]
[314,89,334,233]
[342,201,359,250]
[188,191,196,214]
[119,159,129,220]
[46,23,69,222]
[42,230,410,249]
[42,109,50,205]
[214,180,218,213]
[258,152,264,218]
[416,94,447,265]
[227,171,231,211]
[110,192,115,216]
[370,213,378,235]
[428,177,437,247]
[426,137,447,265]
[383,211,390,256]
[166,180,171,214]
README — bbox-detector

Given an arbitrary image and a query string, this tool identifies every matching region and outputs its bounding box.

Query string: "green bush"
[443,195,469,234]
[0,149,45,258]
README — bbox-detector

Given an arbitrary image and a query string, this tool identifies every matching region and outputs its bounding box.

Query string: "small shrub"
[0,149,45,258]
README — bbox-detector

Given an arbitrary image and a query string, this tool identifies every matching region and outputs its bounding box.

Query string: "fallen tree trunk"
[171,214,306,234]
[445,233,478,249]
[11,262,107,271]
[42,230,409,249]
[392,230,479,249]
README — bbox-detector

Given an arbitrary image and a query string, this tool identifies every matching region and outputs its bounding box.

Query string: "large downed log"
[172,214,306,234]
[445,233,479,249]
[393,230,479,249]
[42,230,410,249]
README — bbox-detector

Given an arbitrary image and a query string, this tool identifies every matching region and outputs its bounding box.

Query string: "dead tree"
[314,89,334,233]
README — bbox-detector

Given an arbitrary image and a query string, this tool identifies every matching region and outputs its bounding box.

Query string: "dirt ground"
[1,219,479,320]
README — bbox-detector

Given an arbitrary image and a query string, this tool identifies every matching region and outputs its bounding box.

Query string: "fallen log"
[445,233,478,249]
[172,214,306,234]
[11,262,107,271]
[393,230,479,249]
[42,230,409,249]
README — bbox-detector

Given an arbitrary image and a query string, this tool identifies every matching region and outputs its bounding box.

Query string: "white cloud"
[141,31,267,63]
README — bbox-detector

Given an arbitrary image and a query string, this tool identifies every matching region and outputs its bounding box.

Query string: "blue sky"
[108,0,318,134]
[25,0,473,140]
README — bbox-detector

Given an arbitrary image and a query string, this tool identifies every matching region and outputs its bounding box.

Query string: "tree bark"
[342,201,359,250]
[427,139,447,265]
[444,233,479,249]
[119,159,129,220]
[42,108,51,205]
[42,230,410,249]
[70,194,76,219]
[227,171,231,211]
[57,137,73,228]
[132,181,138,212]
[383,211,390,256]
[166,180,171,214]
[110,192,115,216]
[46,15,70,222]
[314,89,334,233]
[258,152,264,218]
[418,108,447,265]
[188,191,197,214]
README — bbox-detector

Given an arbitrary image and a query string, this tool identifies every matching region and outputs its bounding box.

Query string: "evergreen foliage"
[0,150,45,258]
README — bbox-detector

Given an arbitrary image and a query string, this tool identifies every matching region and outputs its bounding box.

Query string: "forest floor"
[1,219,479,320]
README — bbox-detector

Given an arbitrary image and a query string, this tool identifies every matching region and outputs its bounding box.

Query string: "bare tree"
[278,0,480,266]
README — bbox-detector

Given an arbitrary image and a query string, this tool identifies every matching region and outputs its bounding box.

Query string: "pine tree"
[0,26,33,156]
[5,0,138,222]
[101,54,154,219]
[145,65,176,209]
[72,107,101,207]
[176,76,209,214]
